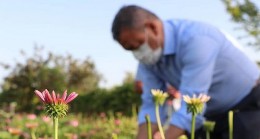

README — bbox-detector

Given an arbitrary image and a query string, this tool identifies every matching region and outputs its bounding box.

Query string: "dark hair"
[111,5,158,41]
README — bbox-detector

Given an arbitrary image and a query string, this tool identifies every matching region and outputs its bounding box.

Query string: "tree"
[0,46,101,112]
[222,0,260,47]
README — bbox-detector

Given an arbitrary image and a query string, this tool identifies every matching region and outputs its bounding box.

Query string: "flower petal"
[52,91,57,104]
[65,92,78,103]
[61,90,67,101]
[44,89,53,103]
[183,95,191,104]
[34,90,45,102]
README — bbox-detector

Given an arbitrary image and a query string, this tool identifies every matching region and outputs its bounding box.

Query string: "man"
[111,5,260,139]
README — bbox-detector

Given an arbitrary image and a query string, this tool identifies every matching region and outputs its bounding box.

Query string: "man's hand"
[137,123,185,139]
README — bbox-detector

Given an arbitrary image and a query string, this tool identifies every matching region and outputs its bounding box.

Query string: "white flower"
[151,89,169,105]
[182,93,210,115]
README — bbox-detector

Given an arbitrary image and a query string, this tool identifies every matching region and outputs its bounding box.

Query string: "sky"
[0,0,260,88]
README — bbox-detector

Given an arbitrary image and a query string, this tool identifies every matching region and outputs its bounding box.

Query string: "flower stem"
[206,131,210,139]
[145,115,152,139]
[30,130,36,139]
[191,113,196,139]
[155,104,165,139]
[53,117,59,139]
[228,111,233,139]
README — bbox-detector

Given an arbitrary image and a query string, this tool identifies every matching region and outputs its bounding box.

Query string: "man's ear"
[144,20,159,35]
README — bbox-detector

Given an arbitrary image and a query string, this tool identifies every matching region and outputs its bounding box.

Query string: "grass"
[0,112,137,139]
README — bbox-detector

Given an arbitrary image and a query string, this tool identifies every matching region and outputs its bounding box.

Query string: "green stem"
[53,117,59,139]
[112,133,118,139]
[155,104,165,139]
[30,130,36,139]
[145,115,152,139]
[228,111,233,139]
[191,113,196,139]
[206,131,210,139]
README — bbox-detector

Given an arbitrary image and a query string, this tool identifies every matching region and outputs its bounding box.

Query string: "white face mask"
[132,32,162,65]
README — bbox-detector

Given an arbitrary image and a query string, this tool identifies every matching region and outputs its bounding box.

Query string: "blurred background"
[0,0,259,138]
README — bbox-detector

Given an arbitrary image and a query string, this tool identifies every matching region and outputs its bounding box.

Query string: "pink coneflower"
[34,89,78,139]
[35,89,78,105]
[27,114,37,120]
[42,116,51,123]
[25,122,39,129]
[8,127,22,136]
[114,119,121,126]
[99,112,106,118]
[69,120,79,127]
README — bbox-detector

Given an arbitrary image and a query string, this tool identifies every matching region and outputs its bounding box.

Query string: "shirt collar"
[163,20,175,55]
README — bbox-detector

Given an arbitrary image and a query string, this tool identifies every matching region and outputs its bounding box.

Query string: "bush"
[71,83,141,116]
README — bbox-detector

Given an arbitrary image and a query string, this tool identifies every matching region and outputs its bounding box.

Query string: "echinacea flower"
[25,123,39,129]
[27,114,37,120]
[42,116,51,123]
[35,89,78,105]
[151,89,169,106]
[183,94,210,115]
[69,120,79,127]
[8,127,22,136]
[34,89,78,118]
[35,89,78,139]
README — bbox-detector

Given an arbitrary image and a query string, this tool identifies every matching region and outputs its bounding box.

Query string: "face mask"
[132,31,162,65]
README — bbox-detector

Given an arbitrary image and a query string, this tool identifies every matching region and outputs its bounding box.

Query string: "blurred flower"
[203,120,215,132]
[183,94,210,115]
[183,94,210,139]
[64,133,78,139]
[42,116,51,123]
[114,119,121,126]
[5,118,11,124]
[151,89,169,106]
[25,122,39,129]
[151,89,168,139]
[88,129,97,136]
[99,112,106,118]
[69,120,79,127]
[27,114,36,120]
[8,127,22,135]
[36,105,44,110]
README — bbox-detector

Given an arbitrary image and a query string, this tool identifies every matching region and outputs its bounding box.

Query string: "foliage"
[71,81,141,116]
[0,113,137,139]
[0,47,101,112]
[222,0,260,47]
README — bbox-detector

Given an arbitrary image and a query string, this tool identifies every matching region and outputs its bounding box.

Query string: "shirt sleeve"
[137,63,168,125]
[170,36,220,132]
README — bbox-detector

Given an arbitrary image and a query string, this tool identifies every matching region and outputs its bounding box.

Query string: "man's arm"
[136,63,167,138]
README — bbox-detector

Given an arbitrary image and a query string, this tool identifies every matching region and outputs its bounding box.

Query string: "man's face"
[118,28,145,51]
[118,26,160,51]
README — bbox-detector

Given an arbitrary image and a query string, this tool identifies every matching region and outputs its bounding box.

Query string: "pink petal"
[61,90,67,101]
[65,92,78,103]
[57,93,60,99]
[34,90,45,102]
[45,89,53,103]
[52,91,57,104]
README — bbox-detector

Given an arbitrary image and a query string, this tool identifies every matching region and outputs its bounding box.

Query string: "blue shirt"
[137,19,260,132]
